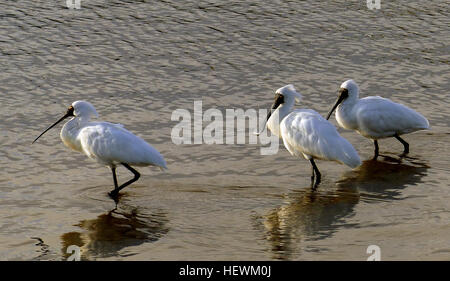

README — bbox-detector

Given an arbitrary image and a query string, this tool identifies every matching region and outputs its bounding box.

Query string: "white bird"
[32,101,167,199]
[261,85,361,188]
[326,80,430,159]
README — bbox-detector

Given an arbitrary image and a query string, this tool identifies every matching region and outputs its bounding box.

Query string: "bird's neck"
[267,102,293,138]
[336,97,358,130]
[60,117,85,152]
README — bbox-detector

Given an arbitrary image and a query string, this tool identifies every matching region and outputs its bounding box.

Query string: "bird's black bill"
[32,106,74,144]
[326,88,348,120]
[254,110,272,136]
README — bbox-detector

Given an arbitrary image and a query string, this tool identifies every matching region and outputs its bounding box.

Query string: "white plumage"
[74,121,167,168]
[281,109,361,168]
[327,80,429,158]
[33,100,167,199]
[265,84,361,188]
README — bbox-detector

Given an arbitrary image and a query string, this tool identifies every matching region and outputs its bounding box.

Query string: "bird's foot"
[311,176,321,191]
[311,182,320,191]
[397,152,409,163]
[108,190,120,203]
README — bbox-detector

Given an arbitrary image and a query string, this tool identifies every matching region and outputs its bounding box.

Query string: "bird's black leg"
[111,166,119,190]
[394,134,409,154]
[108,163,141,198]
[309,158,321,189]
[373,140,379,160]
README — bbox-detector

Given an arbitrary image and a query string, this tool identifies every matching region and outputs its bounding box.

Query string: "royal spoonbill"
[32,101,167,199]
[260,85,361,188]
[326,80,430,159]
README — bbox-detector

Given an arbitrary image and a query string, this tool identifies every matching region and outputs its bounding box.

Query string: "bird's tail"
[159,163,168,171]
[145,145,168,171]
[334,136,361,168]
[418,112,430,130]
[157,157,168,171]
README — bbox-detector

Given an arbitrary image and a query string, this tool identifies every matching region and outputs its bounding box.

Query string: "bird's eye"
[67,105,75,115]
[274,94,284,103]
[339,88,348,98]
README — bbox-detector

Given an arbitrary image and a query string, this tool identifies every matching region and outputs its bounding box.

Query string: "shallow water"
[0,0,449,260]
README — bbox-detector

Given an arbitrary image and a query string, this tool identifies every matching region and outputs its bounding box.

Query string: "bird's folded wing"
[77,122,167,168]
[356,97,429,136]
[281,110,360,167]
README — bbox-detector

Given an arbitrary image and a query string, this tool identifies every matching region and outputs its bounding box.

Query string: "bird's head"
[32,100,98,144]
[274,84,302,108]
[72,100,99,119]
[255,85,302,136]
[326,79,359,120]
[268,84,302,118]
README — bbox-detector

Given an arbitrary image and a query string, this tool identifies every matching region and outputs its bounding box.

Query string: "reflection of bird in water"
[260,187,359,260]
[30,237,55,260]
[336,156,429,198]
[60,206,169,260]
[260,157,428,260]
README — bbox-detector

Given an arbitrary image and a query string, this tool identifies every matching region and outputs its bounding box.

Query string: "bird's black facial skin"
[326,88,348,120]
[272,93,285,110]
[265,93,284,122]
[338,88,349,99]
[67,105,75,116]
[32,105,75,144]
